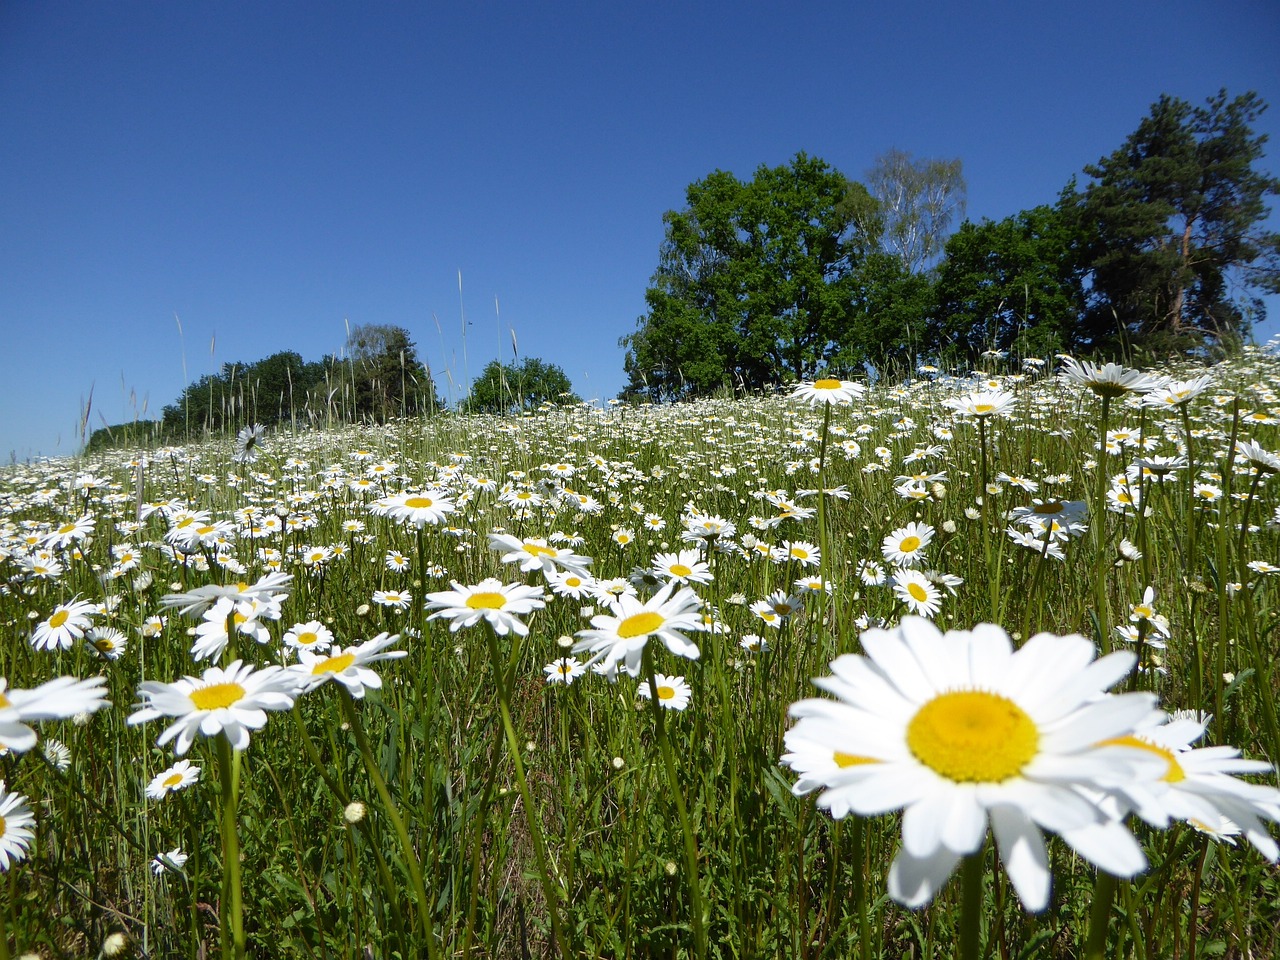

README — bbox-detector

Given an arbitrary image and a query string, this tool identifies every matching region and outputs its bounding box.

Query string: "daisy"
[42,737,71,772]
[776,540,821,568]
[893,568,943,618]
[783,617,1163,911]
[425,579,546,636]
[233,424,266,463]
[639,674,692,711]
[941,389,1016,418]
[128,661,300,755]
[544,657,587,685]
[160,572,293,618]
[283,620,334,653]
[385,550,411,572]
[89,627,128,660]
[790,378,866,406]
[573,581,703,681]
[372,589,413,611]
[546,569,596,599]
[31,597,98,651]
[290,632,406,698]
[42,514,96,550]
[146,759,202,799]
[882,522,934,568]
[375,490,456,527]
[488,533,592,576]
[0,675,111,753]
[0,782,35,871]
[151,847,189,876]
[1058,359,1159,398]
[651,550,713,585]
[1097,713,1280,860]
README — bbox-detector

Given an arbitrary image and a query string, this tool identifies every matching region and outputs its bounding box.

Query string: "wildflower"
[783,617,1162,911]
[160,572,293,618]
[0,675,110,753]
[375,490,456,527]
[573,581,703,681]
[776,540,821,568]
[0,782,35,870]
[544,657,587,685]
[1059,358,1159,398]
[343,800,367,823]
[639,674,692,710]
[283,620,334,653]
[42,738,71,772]
[546,569,595,599]
[291,632,406,698]
[372,589,413,610]
[89,626,128,660]
[892,568,943,618]
[128,661,299,755]
[882,522,934,568]
[385,550,410,572]
[1129,587,1171,641]
[425,579,546,636]
[146,759,202,799]
[790,378,866,406]
[31,597,98,651]
[488,532,592,576]
[151,847,189,875]
[42,514,95,550]
[1097,713,1280,861]
[191,596,278,662]
[941,389,1016,418]
[1142,375,1213,410]
[651,549,713,585]
[233,424,265,463]
[1235,440,1280,475]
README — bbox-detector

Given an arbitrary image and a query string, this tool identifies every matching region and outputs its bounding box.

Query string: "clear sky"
[3,1,1279,459]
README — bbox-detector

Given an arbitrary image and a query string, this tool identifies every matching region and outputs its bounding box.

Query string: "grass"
[1,349,1278,959]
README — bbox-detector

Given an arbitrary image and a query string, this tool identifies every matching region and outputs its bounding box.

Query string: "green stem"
[1093,394,1113,652]
[215,738,245,960]
[643,645,708,960]
[1084,871,1118,960]
[340,692,439,960]
[959,849,984,960]
[484,629,569,957]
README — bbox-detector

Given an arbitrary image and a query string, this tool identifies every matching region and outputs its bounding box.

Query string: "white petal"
[888,845,963,909]
[1061,819,1146,878]
[990,804,1051,912]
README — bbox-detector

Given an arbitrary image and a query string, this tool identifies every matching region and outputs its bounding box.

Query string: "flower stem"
[643,644,708,960]
[1084,871,1118,960]
[959,849,984,960]
[339,691,440,960]
[215,737,245,960]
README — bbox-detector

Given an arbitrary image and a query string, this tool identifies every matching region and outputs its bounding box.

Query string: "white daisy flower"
[146,759,202,799]
[425,579,546,637]
[573,581,703,681]
[783,617,1165,911]
[638,673,692,711]
[290,632,406,699]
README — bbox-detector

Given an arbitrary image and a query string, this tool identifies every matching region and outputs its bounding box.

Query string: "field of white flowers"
[2,351,1279,960]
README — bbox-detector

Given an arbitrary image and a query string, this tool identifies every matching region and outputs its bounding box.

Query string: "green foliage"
[864,148,967,275]
[621,153,885,400]
[160,349,329,434]
[932,203,1087,362]
[341,324,440,422]
[462,357,579,414]
[1071,89,1280,355]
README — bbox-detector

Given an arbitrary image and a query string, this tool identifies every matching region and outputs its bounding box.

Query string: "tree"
[1070,90,1280,355]
[340,324,438,421]
[931,203,1088,362]
[864,149,966,275]
[463,358,578,414]
[621,153,879,400]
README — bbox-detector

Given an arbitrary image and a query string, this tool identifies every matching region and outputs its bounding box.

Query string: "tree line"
[621,89,1280,399]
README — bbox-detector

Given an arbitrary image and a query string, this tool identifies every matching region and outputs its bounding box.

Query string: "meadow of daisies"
[2,350,1280,960]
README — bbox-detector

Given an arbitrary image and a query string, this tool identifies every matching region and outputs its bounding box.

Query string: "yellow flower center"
[670,564,692,578]
[162,773,184,788]
[834,751,878,768]
[1099,735,1185,783]
[58,522,77,534]
[907,690,1039,783]
[466,592,507,610]
[189,682,246,711]
[523,543,556,558]
[656,685,676,700]
[296,631,318,646]
[0,693,9,708]
[312,652,356,675]
[404,497,434,509]
[973,403,994,414]
[790,547,810,559]
[898,536,921,553]
[814,378,842,390]
[617,611,665,638]
[907,582,929,603]
[48,610,70,629]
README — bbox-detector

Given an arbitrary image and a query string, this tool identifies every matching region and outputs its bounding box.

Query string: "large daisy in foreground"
[783,617,1165,911]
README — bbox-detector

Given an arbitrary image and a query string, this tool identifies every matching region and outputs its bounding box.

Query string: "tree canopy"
[463,358,579,414]
[620,152,888,400]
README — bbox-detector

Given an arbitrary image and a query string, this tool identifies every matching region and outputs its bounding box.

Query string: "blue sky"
[3,1,1279,459]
